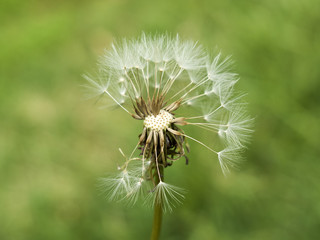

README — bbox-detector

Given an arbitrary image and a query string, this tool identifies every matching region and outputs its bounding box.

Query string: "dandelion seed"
[145,181,186,213]
[126,177,148,206]
[85,33,253,210]
[98,170,132,201]
[217,147,244,176]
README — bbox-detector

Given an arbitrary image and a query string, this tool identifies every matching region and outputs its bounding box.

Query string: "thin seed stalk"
[150,166,164,240]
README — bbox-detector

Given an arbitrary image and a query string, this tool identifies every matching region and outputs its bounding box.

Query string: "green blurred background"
[1,0,320,239]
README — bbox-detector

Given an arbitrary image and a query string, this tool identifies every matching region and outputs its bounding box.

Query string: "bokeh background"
[1,0,320,239]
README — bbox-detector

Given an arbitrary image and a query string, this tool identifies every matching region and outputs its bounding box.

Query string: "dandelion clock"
[84,33,253,240]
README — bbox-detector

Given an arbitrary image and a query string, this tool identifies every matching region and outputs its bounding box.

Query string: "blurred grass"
[1,0,320,239]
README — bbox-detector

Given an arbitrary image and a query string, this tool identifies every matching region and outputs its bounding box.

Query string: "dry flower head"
[84,33,253,211]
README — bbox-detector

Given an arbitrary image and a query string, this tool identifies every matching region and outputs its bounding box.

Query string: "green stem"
[150,199,162,240]
[150,167,163,240]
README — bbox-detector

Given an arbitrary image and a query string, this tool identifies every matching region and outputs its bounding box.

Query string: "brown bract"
[131,96,189,184]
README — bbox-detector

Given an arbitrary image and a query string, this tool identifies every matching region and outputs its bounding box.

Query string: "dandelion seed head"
[86,33,253,209]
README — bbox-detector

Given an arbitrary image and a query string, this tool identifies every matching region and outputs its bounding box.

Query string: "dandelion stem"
[150,167,163,240]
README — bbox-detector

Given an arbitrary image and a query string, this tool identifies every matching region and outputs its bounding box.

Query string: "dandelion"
[84,33,253,240]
